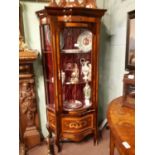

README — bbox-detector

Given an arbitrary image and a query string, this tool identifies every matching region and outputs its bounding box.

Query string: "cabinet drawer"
[62,114,93,133]
[61,129,93,142]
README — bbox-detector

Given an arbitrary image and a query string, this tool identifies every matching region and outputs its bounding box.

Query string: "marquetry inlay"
[62,114,93,133]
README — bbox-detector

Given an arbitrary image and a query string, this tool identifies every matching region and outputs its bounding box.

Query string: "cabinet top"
[19,51,38,62]
[36,7,107,18]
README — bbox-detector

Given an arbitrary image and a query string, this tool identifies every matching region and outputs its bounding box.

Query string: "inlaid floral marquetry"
[62,114,93,133]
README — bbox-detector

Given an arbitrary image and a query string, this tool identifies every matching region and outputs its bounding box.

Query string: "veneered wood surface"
[107,96,135,155]
[36,7,106,18]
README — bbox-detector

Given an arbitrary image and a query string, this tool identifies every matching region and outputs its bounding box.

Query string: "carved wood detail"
[19,47,41,149]
[19,81,37,127]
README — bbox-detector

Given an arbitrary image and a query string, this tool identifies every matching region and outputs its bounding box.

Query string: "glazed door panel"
[57,24,95,113]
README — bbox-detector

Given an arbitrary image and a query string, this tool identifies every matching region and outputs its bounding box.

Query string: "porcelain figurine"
[80,58,91,82]
[87,63,92,81]
[58,0,66,7]
[85,0,97,8]
[70,63,79,84]
[83,82,91,106]
[61,71,65,84]
[19,34,30,52]
[78,0,86,7]
[65,0,80,7]
[49,0,58,7]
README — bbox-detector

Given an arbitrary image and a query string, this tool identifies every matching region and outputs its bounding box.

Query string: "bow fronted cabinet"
[36,7,106,151]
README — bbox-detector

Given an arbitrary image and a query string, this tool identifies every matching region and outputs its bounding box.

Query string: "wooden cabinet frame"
[36,7,106,151]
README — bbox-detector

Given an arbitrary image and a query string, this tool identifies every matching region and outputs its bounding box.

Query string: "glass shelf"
[61,49,81,53]
[62,81,91,86]
[63,99,92,112]
[61,49,91,54]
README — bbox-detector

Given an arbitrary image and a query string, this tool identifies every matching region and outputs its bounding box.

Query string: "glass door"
[59,26,93,112]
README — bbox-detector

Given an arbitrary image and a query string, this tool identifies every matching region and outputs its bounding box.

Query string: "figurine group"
[61,58,91,106]
[61,58,91,84]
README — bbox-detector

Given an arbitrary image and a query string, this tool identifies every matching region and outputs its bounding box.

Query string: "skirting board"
[99,118,107,131]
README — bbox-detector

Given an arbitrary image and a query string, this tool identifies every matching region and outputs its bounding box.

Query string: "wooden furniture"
[107,96,135,155]
[36,7,106,151]
[123,72,135,109]
[19,39,41,150]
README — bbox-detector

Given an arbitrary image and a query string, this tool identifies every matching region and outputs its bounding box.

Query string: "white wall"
[99,0,135,120]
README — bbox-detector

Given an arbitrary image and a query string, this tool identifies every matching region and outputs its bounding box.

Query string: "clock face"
[77,30,92,52]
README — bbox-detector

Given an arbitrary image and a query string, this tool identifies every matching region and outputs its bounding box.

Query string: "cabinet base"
[24,126,41,149]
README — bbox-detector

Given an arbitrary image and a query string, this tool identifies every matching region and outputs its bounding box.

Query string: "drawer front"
[47,111,56,129]
[62,114,93,133]
[61,129,93,142]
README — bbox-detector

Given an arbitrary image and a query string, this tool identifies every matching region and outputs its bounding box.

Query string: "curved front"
[47,109,95,142]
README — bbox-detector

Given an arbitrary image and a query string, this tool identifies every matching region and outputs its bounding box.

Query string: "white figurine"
[61,71,65,84]
[80,58,91,82]
[70,63,79,84]
[83,82,91,106]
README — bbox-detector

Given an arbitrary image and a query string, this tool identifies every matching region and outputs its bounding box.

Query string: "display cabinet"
[36,7,106,150]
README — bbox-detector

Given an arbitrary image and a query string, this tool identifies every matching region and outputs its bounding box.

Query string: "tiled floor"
[27,128,119,155]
